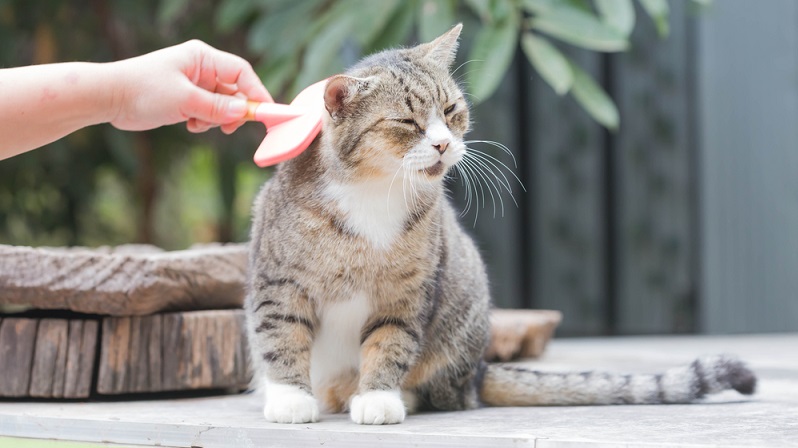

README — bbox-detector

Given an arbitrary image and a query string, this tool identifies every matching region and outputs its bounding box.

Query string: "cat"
[245,24,756,425]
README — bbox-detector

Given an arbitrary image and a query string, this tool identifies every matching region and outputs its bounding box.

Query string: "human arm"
[0,40,272,160]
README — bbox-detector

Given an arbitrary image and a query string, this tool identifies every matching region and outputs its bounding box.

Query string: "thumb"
[183,88,248,125]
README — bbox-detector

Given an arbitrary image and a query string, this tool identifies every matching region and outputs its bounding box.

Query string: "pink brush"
[246,79,328,167]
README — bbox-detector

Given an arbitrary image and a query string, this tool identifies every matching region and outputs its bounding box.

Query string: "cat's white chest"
[323,179,409,249]
[310,292,371,393]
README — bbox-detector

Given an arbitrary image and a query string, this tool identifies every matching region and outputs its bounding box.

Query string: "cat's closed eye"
[444,104,456,115]
[396,118,423,133]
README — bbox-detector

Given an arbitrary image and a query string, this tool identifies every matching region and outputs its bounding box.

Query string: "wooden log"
[0,317,97,398]
[29,319,69,397]
[0,318,38,397]
[98,310,250,395]
[161,312,185,392]
[97,316,131,394]
[485,310,562,362]
[0,244,248,316]
[129,315,163,393]
[63,320,99,398]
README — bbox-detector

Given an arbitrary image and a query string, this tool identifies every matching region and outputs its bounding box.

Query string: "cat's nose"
[432,139,449,154]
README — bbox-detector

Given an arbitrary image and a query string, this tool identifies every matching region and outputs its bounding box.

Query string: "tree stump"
[97,310,250,395]
[0,244,562,398]
[485,309,563,362]
[0,317,97,398]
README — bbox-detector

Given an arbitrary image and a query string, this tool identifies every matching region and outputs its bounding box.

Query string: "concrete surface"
[0,334,796,447]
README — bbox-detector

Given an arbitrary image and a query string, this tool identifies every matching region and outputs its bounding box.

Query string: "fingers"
[182,86,248,126]
[187,118,213,133]
[186,118,245,134]
[198,44,273,103]
[177,40,273,134]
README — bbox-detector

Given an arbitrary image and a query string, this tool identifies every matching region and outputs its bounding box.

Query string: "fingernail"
[227,99,248,118]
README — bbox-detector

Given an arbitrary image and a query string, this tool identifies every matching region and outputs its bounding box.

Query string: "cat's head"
[321,24,469,183]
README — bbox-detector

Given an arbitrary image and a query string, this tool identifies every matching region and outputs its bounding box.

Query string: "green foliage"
[522,33,573,95]
[213,0,707,128]
[0,0,708,249]
[569,61,620,130]
[0,0,268,248]
[466,7,520,101]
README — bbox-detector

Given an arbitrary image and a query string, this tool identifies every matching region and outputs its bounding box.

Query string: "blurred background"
[1,0,796,336]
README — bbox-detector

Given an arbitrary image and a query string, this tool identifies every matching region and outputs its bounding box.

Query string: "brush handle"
[244,102,306,127]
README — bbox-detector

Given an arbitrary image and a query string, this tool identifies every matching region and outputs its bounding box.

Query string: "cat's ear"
[324,75,377,119]
[419,23,462,69]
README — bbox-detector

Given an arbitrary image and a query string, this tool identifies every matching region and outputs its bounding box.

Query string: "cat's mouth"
[422,162,445,177]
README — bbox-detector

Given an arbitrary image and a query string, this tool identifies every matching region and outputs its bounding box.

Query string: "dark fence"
[459,0,798,336]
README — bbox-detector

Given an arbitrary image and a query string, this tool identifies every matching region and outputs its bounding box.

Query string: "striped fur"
[245,25,756,426]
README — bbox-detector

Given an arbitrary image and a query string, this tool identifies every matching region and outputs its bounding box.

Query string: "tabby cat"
[246,24,756,425]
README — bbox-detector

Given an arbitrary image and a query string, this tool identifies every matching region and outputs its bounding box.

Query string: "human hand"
[108,40,272,134]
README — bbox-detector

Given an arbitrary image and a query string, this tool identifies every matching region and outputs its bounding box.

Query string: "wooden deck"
[1,333,796,447]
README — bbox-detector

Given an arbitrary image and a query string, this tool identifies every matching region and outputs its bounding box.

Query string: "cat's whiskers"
[400,160,412,214]
[408,164,420,213]
[463,140,521,172]
[400,154,443,215]
[468,151,513,197]
[451,59,482,77]
[411,167,437,215]
[454,139,527,223]
[463,153,500,218]
[455,157,483,226]
[452,164,473,218]
[457,164,475,218]
[460,91,478,102]
[466,150,514,191]
[468,149,525,198]
[386,163,405,216]
[465,149,520,209]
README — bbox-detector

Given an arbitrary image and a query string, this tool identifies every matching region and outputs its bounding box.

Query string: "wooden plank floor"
[1,334,795,448]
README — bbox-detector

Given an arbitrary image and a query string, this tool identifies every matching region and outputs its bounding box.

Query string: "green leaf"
[569,62,619,130]
[418,0,456,42]
[564,0,593,12]
[366,1,416,53]
[156,0,189,25]
[464,0,492,22]
[595,0,636,36]
[530,6,629,52]
[519,0,556,14]
[489,0,515,23]
[294,15,353,95]
[466,10,519,103]
[521,33,573,95]
[258,56,298,102]
[638,0,670,37]
[216,0,257,33]
[353,0,403,46]
[247,2,318,56]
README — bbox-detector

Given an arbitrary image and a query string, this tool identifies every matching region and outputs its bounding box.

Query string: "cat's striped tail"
[479,355,756,406]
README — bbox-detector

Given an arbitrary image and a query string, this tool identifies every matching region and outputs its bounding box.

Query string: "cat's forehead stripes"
[375,59,452,112]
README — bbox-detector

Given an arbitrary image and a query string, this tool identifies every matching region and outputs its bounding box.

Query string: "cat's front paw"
[264,383,319,424]
[350,390,406,425]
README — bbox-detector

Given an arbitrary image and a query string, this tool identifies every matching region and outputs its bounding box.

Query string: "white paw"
[350,390,406,425]
[263,383,319,424]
